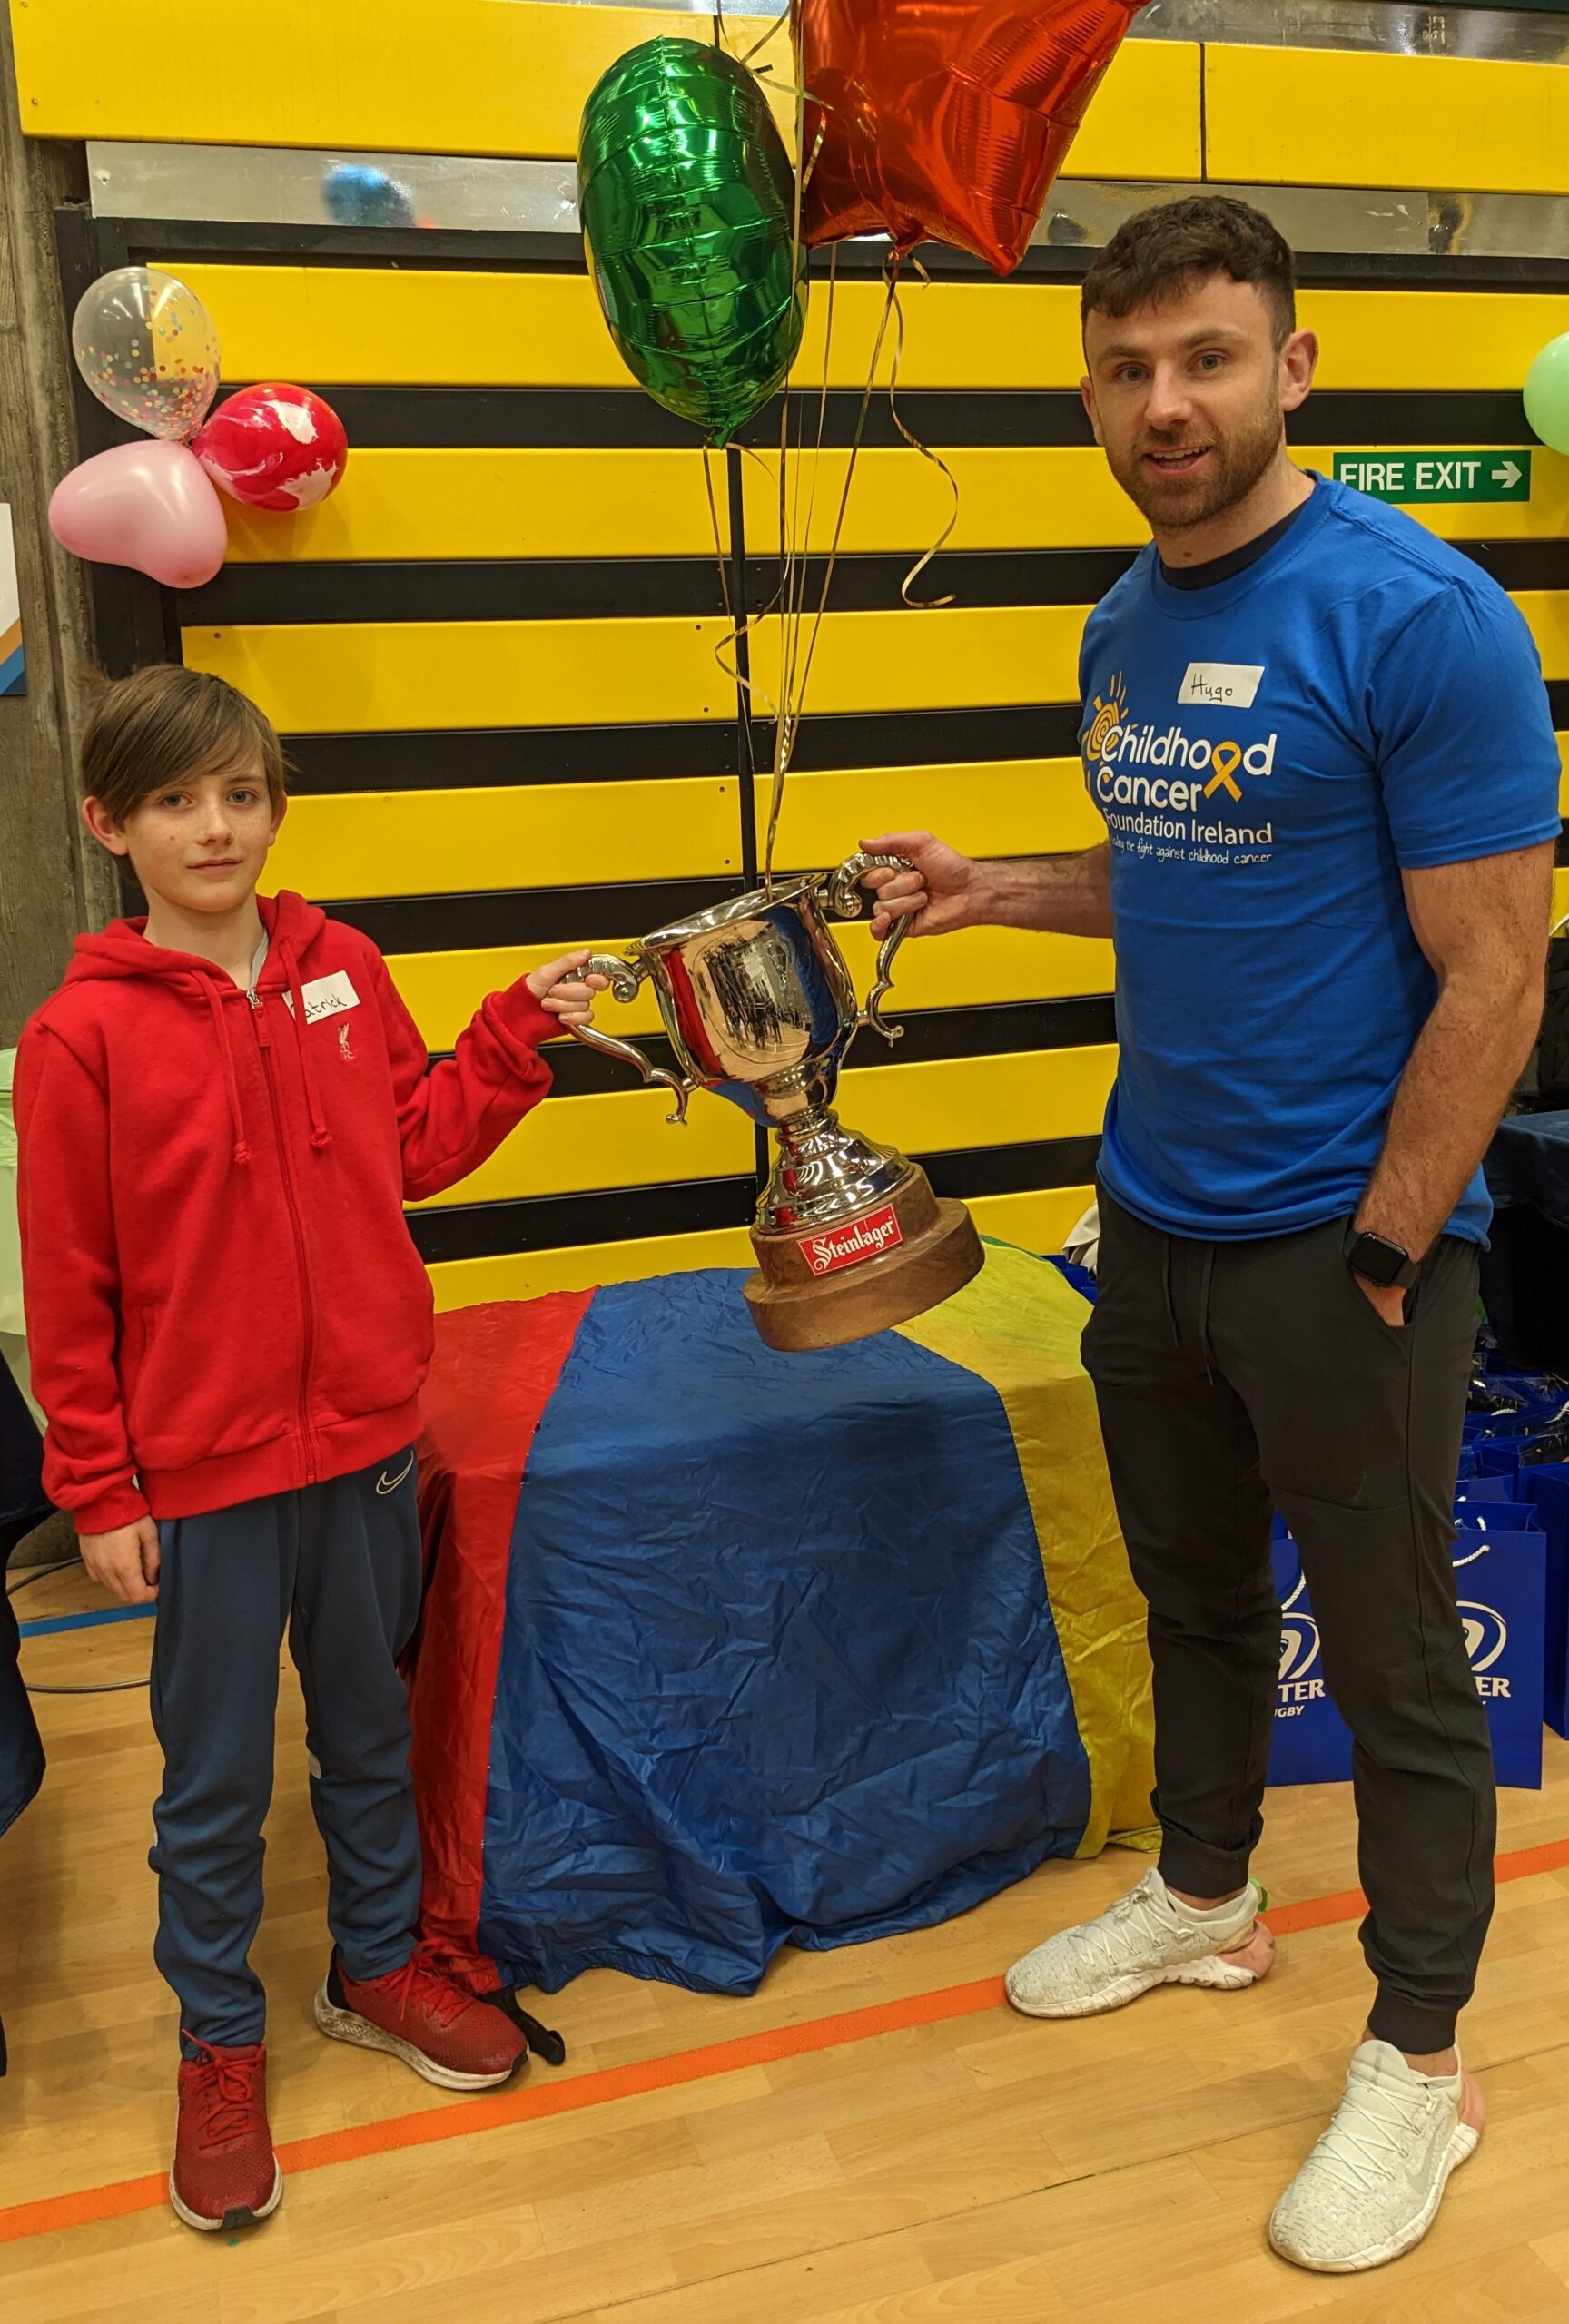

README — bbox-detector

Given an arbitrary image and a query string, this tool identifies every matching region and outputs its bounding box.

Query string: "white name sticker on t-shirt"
[1178,661,1265,710]
[299,971,360,1026]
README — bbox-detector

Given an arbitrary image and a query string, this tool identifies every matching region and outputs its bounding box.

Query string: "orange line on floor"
[5,1834,1566,2250]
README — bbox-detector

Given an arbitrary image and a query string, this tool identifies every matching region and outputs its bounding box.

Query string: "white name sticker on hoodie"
[293,971,360,1026]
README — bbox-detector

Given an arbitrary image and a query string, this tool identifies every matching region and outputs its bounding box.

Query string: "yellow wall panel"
[16,0,1194,171]
[386,940,663,1052]
[410,1082,754,1208]
[417,1049,1109,1216]
[224,448,735,565]
[384,920,1115,1055]
[1206,44,1569,198]
[836,923,1115,1010]
[14,2,769,153]
[183,615,736,732]
[1517,594,1569,684]
[429,1225,758,1312]
[272,778,739,901]
[748,605,1088,715]
[196,591,1564,737]
[752,762,1105,869]
[1065,39,1199,182]
[221,442,1569,567]
[166,263,1569,399]
[843,1045,1116,1157]
[1305,291,1569,395]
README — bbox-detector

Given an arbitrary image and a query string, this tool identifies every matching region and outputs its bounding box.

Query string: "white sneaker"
[1268,2039,1485,2273]
[1005,1866,1274,2019]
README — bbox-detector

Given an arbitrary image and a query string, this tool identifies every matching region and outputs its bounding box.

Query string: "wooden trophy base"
[743,1166,984,1352]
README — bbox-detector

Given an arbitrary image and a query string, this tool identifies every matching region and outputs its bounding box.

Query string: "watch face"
[1354,1235,1406,1286]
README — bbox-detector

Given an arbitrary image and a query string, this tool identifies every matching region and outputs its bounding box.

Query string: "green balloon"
[579,38,805,447]
[1525,331,1569,457]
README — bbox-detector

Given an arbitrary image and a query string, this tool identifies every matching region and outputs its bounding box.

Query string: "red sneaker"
[170,2038,283,2233]
[314,1951,528,2091]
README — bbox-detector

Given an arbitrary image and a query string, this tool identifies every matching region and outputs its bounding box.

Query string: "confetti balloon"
[193,384,349,510]
[798,0,1145,276]
[579,37,805,445]
[48,440,227,590]
[71,266,222,442]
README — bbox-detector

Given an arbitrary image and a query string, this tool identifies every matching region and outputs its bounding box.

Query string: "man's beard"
[1110,399,1285,532]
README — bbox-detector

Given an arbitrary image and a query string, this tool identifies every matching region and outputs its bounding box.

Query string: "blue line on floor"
[18,1603,157,1638]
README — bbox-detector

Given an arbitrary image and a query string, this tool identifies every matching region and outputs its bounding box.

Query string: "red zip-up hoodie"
[15,889,556,1533]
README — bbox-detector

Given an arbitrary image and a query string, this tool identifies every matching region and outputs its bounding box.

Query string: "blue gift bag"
[1506,1463,1569,1739]
[1269,1521,1545,1789]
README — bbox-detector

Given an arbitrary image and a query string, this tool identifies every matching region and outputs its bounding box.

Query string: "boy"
[16,664,604,2232]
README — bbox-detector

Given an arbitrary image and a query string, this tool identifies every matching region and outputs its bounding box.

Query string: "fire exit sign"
[1333,451,1531,504]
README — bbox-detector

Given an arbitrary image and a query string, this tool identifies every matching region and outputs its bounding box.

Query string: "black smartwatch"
[1345,1228,1419,1291]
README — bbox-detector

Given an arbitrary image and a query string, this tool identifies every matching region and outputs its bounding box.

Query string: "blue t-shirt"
[1080,474,1562,1243]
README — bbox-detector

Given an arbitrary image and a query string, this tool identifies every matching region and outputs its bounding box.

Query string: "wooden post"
[0,5,113,1049]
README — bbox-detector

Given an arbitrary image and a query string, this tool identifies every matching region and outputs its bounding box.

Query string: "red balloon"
[797,0,1144,277]
[193,383,348,511]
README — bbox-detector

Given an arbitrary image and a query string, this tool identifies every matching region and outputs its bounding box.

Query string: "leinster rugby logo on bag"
[800,1206,903,1277]
[1277,1569,1325,1718]
[1459,1601,1509,1691]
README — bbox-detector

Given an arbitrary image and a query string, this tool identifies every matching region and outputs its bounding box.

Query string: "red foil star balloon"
[797,0,1144,276]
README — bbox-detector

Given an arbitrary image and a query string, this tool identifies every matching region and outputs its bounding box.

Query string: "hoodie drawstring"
[201,978,252,1167]
[283,950,332,1151]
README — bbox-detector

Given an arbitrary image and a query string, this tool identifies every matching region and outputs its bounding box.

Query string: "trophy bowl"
[567,852,983,1349]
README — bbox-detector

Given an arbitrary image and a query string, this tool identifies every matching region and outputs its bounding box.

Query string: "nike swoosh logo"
[375,1452,415,1496]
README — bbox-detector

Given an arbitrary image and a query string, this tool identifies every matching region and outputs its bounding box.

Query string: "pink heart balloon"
[48,438,228,590]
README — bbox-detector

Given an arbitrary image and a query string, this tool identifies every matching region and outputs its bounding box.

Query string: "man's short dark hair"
[1081,194,1297,346]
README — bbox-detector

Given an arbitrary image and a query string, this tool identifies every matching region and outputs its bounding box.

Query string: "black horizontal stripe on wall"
[406,1131,1103,1263]
[185,548,1139,627]
[528,995,1119,1100]
[285,720,737,794]
[256,384,1535,454]
[182,537,1569,632]
[326,876,745,954]
[277,670,1569,810]
[923,1135,1103,1202]
[409,1174,758,1263]
[284,703,1090,796]
[1456,540,1569,593]
[761,701,1089,770]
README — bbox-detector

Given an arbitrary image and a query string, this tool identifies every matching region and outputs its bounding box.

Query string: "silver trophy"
[568,852,982,1349]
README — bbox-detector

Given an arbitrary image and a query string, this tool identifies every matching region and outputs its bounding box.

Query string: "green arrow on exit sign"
[1333,451,1531,504]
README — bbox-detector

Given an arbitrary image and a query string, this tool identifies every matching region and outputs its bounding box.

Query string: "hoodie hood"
[63,889,327,987]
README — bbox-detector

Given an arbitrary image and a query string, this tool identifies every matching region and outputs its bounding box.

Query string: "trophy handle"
[820,852,911,1046]
[563,953,696,1125]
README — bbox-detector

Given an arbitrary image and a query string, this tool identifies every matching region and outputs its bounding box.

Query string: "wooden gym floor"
[3,1558,1568,2324]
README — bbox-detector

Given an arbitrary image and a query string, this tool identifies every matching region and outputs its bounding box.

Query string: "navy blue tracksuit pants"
[149,1449,424,2053]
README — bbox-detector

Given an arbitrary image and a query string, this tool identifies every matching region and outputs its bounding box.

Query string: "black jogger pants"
[1082,1189,1494,2054]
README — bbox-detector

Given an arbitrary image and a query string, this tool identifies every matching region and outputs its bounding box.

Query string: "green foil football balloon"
[578,37,806,446]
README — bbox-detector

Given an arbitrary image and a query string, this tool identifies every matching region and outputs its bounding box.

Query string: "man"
[863,194,1560,2273]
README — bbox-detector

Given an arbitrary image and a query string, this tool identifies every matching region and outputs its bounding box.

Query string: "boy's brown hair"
[81,664,288,827]
[1081,193,1297,348]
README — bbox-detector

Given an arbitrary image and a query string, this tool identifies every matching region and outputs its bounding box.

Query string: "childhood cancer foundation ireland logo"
[1082,671,1277,811]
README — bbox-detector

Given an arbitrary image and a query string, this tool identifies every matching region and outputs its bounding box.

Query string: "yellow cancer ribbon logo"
[1204,741,1243,801]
